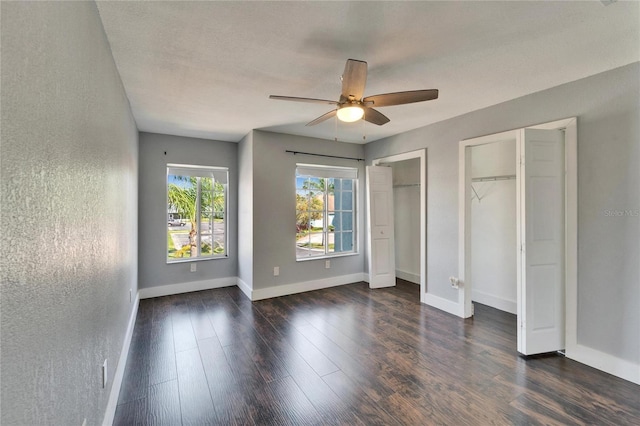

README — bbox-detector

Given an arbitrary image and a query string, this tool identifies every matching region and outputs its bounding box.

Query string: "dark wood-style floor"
[114,280,639,425]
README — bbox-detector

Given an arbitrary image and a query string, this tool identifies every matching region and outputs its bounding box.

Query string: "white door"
[366,166,396,288]
[517,128,565,355]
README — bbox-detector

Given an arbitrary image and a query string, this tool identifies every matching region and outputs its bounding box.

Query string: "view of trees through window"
[167,166,227,261]
[296,166,355,259]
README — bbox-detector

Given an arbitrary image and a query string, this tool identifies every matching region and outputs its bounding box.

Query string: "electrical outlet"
[129,288,132,303]
[325,260,330,269]
[273,266,279,276]
[449,276,460,289]
[190,263,197,272]
[102,359,108,388]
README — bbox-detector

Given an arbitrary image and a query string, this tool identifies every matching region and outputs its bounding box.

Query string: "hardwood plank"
[221,342,288,424]
[185,292,217,341]
[146,380,182,426]
[250,301,366,424]
[198,337,255,425]
[245,299,339,377]
[148,298,177,385]
[216,293,290,383]
[176,347,217,424]
[322,370,399,424]
[170,297,198,353]
[117,300,152,404]
[266,376,321,425]
[115,380,182,426]
[113,397,147,426]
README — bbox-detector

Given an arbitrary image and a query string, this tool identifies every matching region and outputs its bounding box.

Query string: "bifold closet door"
[517,128,565,356]
[366,166,396,289]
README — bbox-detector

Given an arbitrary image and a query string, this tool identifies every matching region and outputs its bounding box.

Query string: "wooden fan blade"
[363,89,438,107]
[341,59,367,101]
[306,109,337,126]
[363,108,390,126]
[269,95,338,105]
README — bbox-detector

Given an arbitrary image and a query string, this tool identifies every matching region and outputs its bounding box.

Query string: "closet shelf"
[393,183,420,188]
[471,174,516,203]
[471,174,516,183]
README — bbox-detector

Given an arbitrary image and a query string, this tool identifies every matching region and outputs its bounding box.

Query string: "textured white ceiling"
[96,1,639,144]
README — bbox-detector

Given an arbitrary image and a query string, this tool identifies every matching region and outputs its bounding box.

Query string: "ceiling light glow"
[337,105,364,122]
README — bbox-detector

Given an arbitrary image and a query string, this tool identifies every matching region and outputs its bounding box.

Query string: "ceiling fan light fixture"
[336,105,364,122]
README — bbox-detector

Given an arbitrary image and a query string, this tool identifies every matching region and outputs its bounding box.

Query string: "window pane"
[341,232,353,252]
[296,232,324,257]
[309,232,325,254]
[168,174,197,260]
[341,190,353,210]
[296,176,308,190]
[295,167,356,260]
[296,189,311,201]
[310,211,325,231]
[167,166,228,262]
[327,232,335,253]
[201,234,213,257]
[341,212,353,231]
[295,232,310,254]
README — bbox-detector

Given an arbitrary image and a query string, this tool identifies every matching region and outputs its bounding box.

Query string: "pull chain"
[362,112,366,142]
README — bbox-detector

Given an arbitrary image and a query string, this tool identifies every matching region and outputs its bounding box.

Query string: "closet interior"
[470,139,517,314]
[390,158,421,289]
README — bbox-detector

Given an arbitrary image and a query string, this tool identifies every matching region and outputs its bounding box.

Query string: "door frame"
[458,117,577,346]
[372,149,427,303]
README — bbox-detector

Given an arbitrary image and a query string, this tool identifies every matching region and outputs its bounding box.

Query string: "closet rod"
[471,174,516,182]
[285,150,364,162]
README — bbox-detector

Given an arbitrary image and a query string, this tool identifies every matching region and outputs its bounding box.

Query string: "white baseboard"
[423,292,465,317]
[236,277,252,300]
[138,277,237,299]
[471,289,516,314]
[102,293,140,426]
[566,343,640,385]
[250,273,367,301]
[396,269,420,284]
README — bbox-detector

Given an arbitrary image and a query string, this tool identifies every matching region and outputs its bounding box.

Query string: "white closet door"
[518,128,565,355]
[366,166,396,288]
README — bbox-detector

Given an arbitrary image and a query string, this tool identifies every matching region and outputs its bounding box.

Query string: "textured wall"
[365,62,639,365]
[138,132,238,289]
[1,2,138,425]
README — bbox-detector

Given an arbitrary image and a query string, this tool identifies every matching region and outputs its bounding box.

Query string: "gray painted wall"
[1,2,138,425]
[250,130,366,290]
[365,62,639,364]
[138,132,238,289]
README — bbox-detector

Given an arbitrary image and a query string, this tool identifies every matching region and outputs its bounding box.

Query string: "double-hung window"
[167,164,228,262]
[295,164,357,260]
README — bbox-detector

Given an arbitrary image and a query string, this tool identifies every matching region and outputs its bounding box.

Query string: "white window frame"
[166,164,228,263]
[295,164,358,261]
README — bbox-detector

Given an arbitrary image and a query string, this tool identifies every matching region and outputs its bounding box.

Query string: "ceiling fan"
[269,59,438,126]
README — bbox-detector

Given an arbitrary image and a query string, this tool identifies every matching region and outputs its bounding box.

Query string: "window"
[296,164,357,259]
[167,164,228,262]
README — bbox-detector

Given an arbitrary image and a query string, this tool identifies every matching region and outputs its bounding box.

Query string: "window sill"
[296,252,359,262]
[167,255,228,265]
